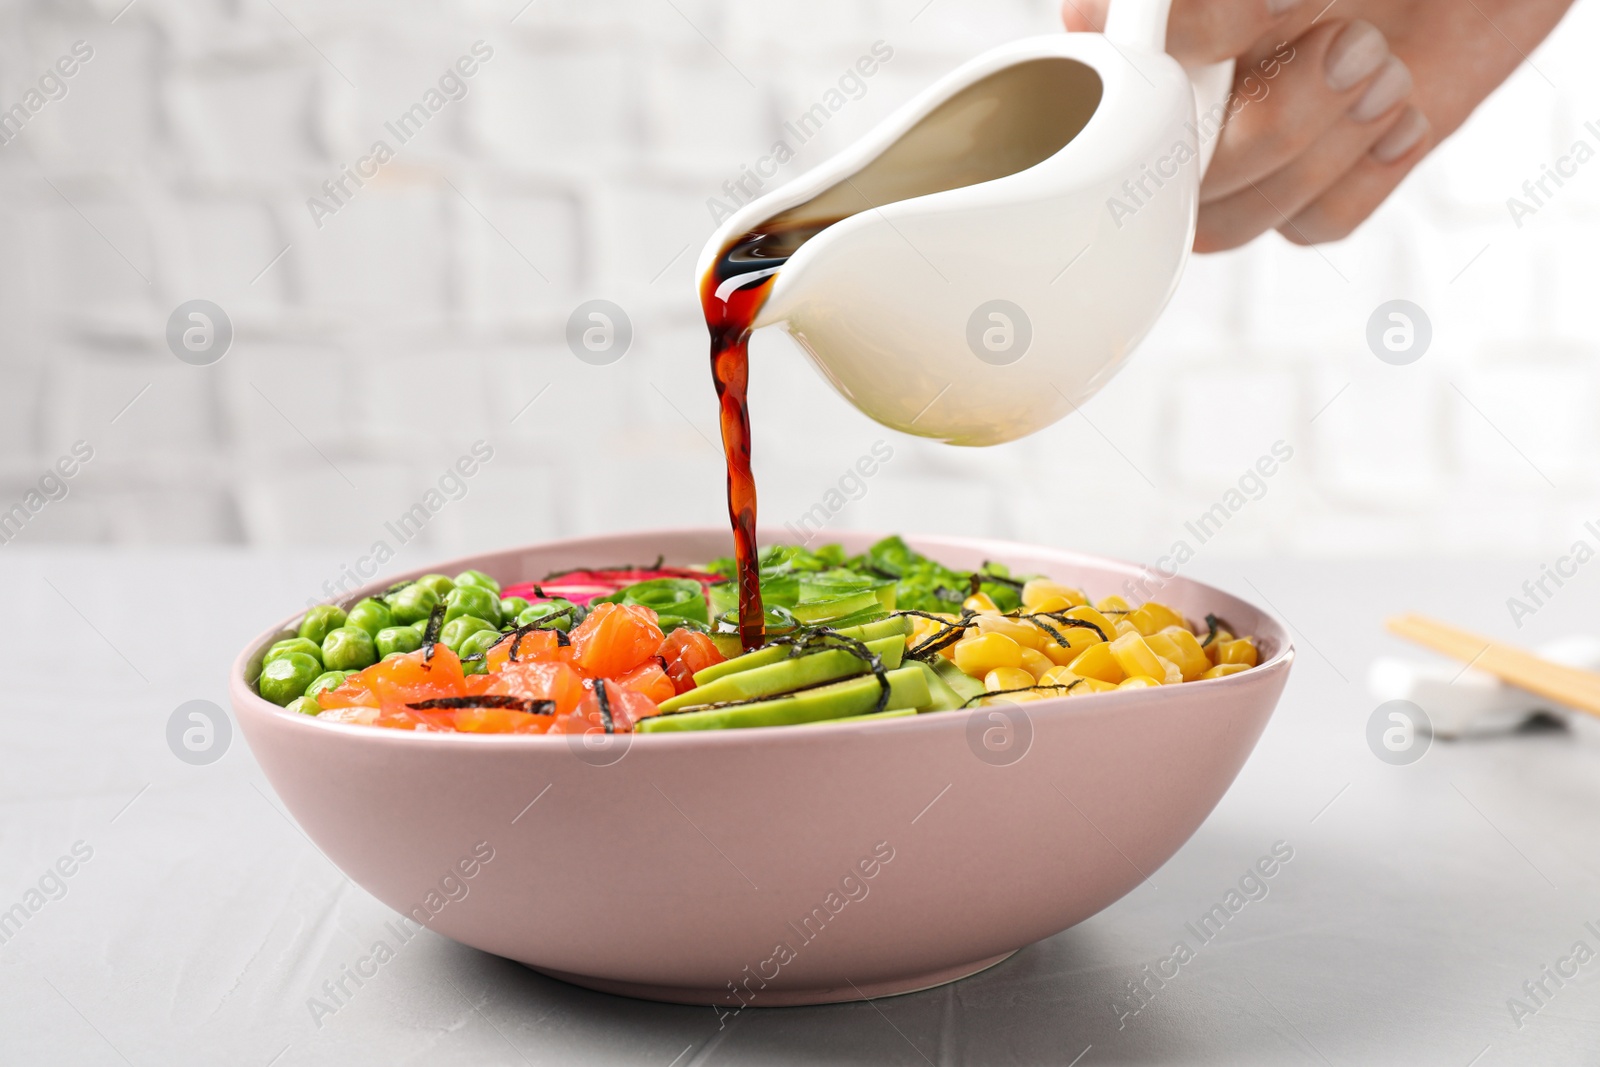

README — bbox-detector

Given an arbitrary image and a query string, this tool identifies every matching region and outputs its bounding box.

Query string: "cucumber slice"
[659,635,906,713]
[637,666,930,732]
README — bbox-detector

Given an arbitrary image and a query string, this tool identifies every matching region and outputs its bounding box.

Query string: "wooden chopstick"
[1386,613,1600,720]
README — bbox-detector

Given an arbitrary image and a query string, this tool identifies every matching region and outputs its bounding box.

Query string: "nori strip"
[906,610,976,661]
[421,603,447,666]
[383,579,416,596]
[966,573,983,597]
[1020,614,1070,647]
[407,695,555,715]
[1200,613,1226,647]
[541,555,669,582]
[975,565,1026,589]
[960,680,1080,708]
[1022,611,1108,644]
[593,681,615,734]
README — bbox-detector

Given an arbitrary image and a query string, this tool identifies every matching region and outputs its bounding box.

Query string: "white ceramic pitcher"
[696,0,1234,446]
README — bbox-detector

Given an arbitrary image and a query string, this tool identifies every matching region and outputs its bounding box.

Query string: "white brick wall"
[4,0,1600,566]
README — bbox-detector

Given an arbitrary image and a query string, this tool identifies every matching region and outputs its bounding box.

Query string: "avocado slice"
[637,665,930,732]
[659,635,906,713]
[791,589,886,625]
[692,615,911,686]
[914,661,967,711]
[802,708,916,725]
[932,657,986,703]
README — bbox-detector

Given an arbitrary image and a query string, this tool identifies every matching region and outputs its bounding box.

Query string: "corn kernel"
[953,632,1022,677]
[1114,619,1140,638]
[1017,647,1054,680]
[1216,637,1259,667]
[983,667,1037,693]
[974,613,1050,651]
[1066,641,1125,683]
[1137,602,1188,631]
[1021,579,1087,610]
[1041,627,1101,666]
[1119,675,1161,689]
[1070,677,1119,694]
[1202,663,1251,679]
[1095,595,1131,613]
[962,591,1000,614]
[1028,594,1076,614]
[1037,665,1077,688]
[1063,605,1116,641]
[1108,632,1166,680]
[986,689,1045,705]
[1204,629,1235,663]
[1156,655,1183,685]
[1146,629,1209,681]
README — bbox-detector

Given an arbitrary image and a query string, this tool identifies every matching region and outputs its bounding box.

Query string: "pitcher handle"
[1103,0,1236,176]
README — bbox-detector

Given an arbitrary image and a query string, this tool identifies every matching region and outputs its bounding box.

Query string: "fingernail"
[1370,106,1429,163]
[1324,20,1388,93]
[1348,56,1413,122]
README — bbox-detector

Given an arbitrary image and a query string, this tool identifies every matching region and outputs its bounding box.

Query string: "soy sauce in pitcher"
[700,217,839,650]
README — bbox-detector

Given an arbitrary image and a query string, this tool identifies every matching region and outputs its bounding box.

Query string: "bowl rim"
[230,528,1296,748]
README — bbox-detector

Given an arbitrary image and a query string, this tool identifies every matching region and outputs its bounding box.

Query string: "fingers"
[1201,20,1403,202]
[1194,17,1421,252]
[1279,107,1432,244]
[1061,0,1308,64]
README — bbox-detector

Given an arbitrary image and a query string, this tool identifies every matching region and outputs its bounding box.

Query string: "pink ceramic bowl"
[232,530,1293,1008]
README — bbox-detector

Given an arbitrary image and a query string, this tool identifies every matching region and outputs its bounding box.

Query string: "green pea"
[499,596,530,620]
[518,599,578,632]
[457,627,503,661]
[462,658,488,676]
[306,671,350,699]
[265,637,323,668]
[375,625,423,658]
[444,585,501,628]
[321,626,378,671]
[382,651,409,662]
[346,597,393,638]
[414,574,456,600]
[286,695,322,716]
[409,620,430,637]
[259,652,321,706]
[440,615,495,651]
[298,605,348,647]
[387,584,440,625]
[454,569,501,596]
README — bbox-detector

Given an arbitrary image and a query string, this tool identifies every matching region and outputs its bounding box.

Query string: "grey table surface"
[3,549,1599,1066]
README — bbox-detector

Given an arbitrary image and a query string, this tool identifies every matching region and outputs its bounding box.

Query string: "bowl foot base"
[530,950,1018,1007]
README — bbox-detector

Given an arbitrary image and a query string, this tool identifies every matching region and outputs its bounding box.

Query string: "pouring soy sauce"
[700,216,840,651]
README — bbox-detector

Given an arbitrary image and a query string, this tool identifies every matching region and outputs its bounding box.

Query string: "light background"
[3,0,1598,576]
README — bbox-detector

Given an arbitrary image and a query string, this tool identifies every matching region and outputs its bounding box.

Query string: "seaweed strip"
[540,555,668,582]
[407,695,555,715]
[594,681,615,734]
[383,579,416,596]
[960,680,1080,709]
[966,573,983,597]
[906,610,976,661]
[421,603,447,666]
[975,565,1025,590]
[1201,613,1225,648]
[1025,612,1108,644]
[1019,614,1069,647]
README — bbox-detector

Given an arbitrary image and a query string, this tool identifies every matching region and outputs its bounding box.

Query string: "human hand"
[1062,0,1577,250]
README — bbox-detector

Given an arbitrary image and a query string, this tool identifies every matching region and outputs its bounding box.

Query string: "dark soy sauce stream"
[701,217,838,650]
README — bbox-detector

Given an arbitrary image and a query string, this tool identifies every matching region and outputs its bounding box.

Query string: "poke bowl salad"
[247,535,1264,737]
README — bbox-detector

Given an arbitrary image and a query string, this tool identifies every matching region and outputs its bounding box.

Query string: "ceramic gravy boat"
[696,0,1234,446]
